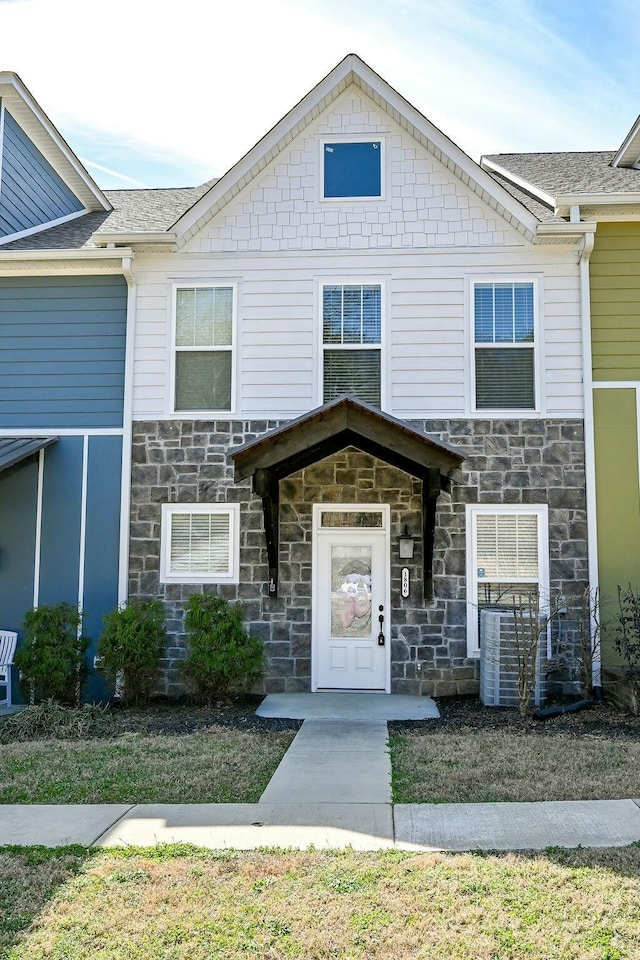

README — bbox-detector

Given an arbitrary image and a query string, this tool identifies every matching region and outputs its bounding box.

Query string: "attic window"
[323,141,382,199]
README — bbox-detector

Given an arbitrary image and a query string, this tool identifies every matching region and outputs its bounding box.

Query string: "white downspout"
[579,225,601,689]
[118,256,136,605]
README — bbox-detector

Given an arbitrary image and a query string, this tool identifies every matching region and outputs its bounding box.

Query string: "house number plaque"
[401,567,410,598]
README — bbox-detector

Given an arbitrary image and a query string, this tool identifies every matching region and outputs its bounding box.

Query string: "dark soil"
[109,694,302,735]
[389,695,640,740]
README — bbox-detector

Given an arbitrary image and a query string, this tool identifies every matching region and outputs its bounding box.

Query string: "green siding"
[593,388,640,664]
[591,223,640,381]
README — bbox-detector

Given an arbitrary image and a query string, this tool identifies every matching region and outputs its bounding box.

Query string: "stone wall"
[128,417,588,697]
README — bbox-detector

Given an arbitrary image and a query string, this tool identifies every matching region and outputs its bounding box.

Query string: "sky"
[0,0,638,190]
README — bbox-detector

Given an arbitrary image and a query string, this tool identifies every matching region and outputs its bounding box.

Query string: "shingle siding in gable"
[191,94,515,255]
[0,110,83,237]
[0,275,128,428]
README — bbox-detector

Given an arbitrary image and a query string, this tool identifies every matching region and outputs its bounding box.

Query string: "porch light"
[398,524,415,560]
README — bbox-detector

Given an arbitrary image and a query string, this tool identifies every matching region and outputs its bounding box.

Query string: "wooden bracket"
[254,468,279,597]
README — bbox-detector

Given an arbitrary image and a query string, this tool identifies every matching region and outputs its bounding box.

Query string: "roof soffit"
[0,72,110,213]
[172,54,540,247]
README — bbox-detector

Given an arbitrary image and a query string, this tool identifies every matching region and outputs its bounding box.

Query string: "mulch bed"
[109,694,302,735]
[389,695,640,740]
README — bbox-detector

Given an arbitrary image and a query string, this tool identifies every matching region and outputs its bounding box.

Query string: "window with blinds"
[174,285,233,412]
[322,284,381,406]
[474,281,535,410]
[160,504,239,583]
[466,505,548,656]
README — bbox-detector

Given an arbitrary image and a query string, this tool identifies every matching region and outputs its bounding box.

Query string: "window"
[173,285,234,412]
[322,283,382,407]
[160,503,239,583]
[466,504,549,656]
[323,141,382,199]
[473,281,536,411]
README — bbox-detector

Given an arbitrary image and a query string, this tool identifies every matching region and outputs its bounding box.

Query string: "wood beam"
[422,469,441,602]
[254,468,279,596]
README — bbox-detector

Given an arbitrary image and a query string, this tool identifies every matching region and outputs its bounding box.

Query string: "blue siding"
[0,458,38,704]
[83,436,123,699]
[38,437,83,608]
[0,275,128,428]
[0,109,83,237]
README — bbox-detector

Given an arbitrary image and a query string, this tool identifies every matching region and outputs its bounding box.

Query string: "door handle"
[378,605,385,646]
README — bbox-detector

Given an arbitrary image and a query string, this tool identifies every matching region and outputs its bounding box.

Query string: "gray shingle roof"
[0,180,217,250]
[485,151,640,198]
[486,171,561,223]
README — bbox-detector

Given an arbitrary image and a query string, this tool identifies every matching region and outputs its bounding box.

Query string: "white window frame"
[468,277,543,417]
[160,502,240,584]
[319,135,386,202]
[465,503,550,657]
[317,278,387,409]
[169,282,237,417]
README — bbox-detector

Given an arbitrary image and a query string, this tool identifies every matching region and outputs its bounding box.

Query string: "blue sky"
[0,0,638,189]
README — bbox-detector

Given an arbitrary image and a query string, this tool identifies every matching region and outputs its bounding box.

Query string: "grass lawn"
[2,843,640,959]
[0,726,296,804]
[389,702,640,803]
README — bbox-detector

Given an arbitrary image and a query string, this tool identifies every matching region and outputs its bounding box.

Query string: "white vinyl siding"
[160,503,239,583]
[172,284,235,414]
[322,283,382,407]
[466,504,549,656]
[473,281,537,412]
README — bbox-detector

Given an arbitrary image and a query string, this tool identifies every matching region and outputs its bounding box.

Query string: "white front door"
[313,519,389,691]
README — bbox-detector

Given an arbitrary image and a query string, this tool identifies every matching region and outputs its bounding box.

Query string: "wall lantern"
[398,524,415,560]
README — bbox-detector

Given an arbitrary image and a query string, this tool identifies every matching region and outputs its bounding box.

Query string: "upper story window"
[173,285,234,413]
[323,141,382,199]
[473,281,537,412]
[322,283,382,407]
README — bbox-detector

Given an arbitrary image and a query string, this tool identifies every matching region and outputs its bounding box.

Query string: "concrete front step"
[257,692,440,720]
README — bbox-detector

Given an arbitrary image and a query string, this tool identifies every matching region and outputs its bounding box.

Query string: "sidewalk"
[3,799,640,852]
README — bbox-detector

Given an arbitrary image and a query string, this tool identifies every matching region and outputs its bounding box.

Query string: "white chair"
[0,631,17,710]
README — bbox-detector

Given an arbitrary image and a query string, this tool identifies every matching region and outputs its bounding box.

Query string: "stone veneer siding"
[129,418,587,697]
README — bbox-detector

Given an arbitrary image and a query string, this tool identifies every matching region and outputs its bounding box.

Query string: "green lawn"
[0,727,295,804]
[2,844,640,959]
[389,725,640,803]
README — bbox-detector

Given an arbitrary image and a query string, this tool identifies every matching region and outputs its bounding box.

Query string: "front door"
[313,507,389,691]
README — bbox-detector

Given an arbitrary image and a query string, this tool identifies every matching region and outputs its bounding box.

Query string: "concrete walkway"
[260,720,391,803]
[257,692,440,720]
[3,799,640,851]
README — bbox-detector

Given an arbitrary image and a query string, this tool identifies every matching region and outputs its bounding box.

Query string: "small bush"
[0,700,115,743]
[14,603,89,705]
[181,594,263,703]
[615,585,640,673]
[97,599,167,705]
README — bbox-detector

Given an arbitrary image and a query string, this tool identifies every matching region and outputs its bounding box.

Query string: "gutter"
[578,223,602,691]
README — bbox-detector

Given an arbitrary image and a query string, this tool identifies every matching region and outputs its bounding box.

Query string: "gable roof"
[613,114,640,168]
[0,72,110,213]
[170,53,542,247]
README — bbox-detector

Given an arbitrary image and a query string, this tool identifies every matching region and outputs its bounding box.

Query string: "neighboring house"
[482,121,640,678]
[0,57,594,699]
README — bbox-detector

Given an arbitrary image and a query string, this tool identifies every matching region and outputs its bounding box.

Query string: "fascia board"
[612,114,640,168]
[0,247,133,261]
[480,157,557,209]
[173,53,539,242]
[536,221,597,237]
[556,193,640,211]
[91,232,176,246]
[0,72,111,212]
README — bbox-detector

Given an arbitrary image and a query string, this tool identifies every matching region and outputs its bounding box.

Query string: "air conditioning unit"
[479,608,547,708]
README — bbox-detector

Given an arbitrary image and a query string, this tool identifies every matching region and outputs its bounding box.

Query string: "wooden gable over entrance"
[231,396,464,598]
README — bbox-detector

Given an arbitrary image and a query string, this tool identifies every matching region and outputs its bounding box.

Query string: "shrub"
[0,700,115,743]
[181,593,263,702]
[97,599,167,705]
[615,584,640,673]
[14,603,89,705]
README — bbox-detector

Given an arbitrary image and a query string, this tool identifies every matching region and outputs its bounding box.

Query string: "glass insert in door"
[330,544,372,639]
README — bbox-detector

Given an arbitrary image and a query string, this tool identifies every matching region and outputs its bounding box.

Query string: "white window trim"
[465,503,550,658]
[160,502,240,584]
[317,278,387,410]
[168,282,237,417]
[467,276,544,418]
[319,134,386,203]
[313,503,391,532]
